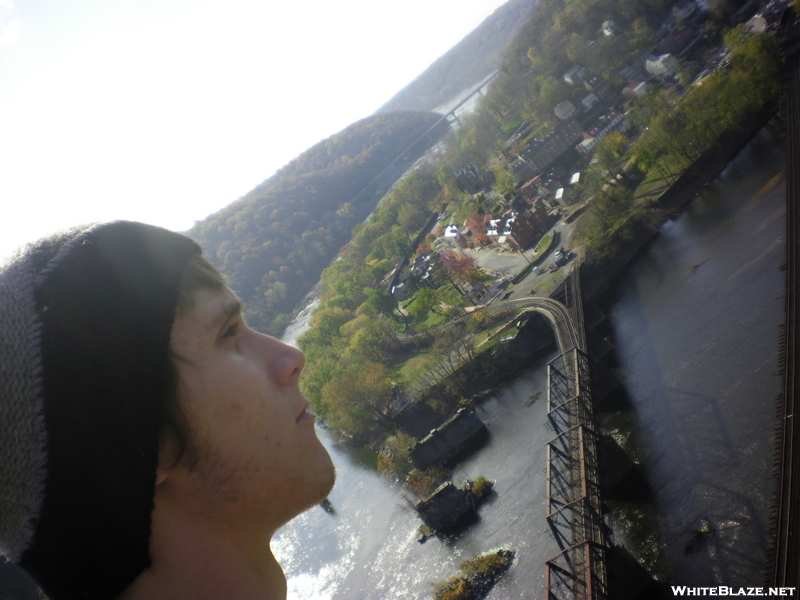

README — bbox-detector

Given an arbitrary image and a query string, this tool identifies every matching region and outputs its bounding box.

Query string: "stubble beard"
[186,428,336,525]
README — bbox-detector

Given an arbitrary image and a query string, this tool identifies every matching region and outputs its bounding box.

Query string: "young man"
[0,221,335,600]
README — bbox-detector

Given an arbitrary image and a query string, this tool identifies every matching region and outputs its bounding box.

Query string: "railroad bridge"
[416,264,621,597]
[529,266,614,600]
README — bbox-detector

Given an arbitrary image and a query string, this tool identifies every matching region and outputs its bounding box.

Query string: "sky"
[0,0,510,258]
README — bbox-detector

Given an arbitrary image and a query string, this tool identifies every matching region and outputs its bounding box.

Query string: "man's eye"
[222,322,239,338]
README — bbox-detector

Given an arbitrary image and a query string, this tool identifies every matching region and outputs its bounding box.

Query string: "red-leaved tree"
[467,212,491,246]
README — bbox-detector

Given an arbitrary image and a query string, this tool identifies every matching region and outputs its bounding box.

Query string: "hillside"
[189,110,448,336]
[376,0,538,113]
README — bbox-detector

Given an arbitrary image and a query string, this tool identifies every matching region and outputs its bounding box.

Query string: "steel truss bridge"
[542,266,612,600]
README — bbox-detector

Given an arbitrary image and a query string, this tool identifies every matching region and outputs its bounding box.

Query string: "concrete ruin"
[409,409,487,470]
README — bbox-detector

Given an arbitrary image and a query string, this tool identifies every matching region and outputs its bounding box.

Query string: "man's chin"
[315,455,336,503]
[300,453,336,514]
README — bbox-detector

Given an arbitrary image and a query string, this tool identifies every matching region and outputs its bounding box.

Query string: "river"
[601,126,786,588]
[275,127,786,598]
[274,353,561,600]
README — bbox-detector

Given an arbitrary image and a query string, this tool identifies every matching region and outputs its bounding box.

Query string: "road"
[463,211,581,302]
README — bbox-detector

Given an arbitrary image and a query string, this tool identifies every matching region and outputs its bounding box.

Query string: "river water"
[602,126,786,588]
[274,358,562,600]
[275,127,787,598]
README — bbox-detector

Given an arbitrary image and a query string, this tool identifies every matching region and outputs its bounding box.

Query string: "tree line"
[189,111,448,336]
[575,25,780,265]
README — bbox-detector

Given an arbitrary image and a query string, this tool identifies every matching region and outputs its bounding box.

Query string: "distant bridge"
[436,71,500,126]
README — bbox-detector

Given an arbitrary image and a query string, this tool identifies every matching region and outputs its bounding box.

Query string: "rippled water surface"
[274,359,561,599]
[606,127,786,586]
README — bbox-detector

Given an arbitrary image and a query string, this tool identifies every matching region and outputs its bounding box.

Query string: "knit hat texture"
[0,221,200,600]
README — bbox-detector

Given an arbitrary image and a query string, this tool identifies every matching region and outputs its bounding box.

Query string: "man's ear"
[156,437,179,485]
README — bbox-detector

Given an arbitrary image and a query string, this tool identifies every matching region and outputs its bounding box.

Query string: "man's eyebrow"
[211,298,243,331]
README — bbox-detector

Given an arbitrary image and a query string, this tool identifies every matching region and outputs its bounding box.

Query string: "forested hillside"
[377,0,538,113]
[189,110,448,336]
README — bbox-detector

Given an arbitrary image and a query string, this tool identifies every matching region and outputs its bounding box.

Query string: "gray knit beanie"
[0,221,201,600]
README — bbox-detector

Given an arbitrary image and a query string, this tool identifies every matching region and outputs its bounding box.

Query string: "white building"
[631,81,648,97]
[646,53,678,78]
[581,92,601,112]
[563,65,589,86]
[554,100,578,120]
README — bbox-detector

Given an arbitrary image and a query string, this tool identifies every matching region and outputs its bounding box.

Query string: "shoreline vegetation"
[416,476,495,541]
[432,550,515,600]
[295,0,781,493]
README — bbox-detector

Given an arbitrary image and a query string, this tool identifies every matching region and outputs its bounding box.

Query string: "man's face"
[166,285,335,529]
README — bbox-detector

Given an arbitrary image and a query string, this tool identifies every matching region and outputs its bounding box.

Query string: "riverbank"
[580,114,780,301]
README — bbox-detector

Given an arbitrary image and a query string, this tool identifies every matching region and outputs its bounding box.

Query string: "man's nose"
[265,335,305,386]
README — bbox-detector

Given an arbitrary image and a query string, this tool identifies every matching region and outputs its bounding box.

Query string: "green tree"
[595,131,630,181]
[300,306,353,347]
[320,374,372,436]
[491,163,517,198]
[358,288,397,317]
[408,287,439,318]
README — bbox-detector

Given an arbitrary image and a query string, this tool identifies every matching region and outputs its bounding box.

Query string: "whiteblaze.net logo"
[671,587,797,597]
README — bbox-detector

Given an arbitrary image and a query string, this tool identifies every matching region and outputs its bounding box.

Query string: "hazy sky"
[0,0,509,257]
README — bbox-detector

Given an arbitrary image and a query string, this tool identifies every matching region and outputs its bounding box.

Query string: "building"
[646,53,678,78]
[506,205,556,249]
[563,65,589,86]
[443,224,467,247]
[519,176,542,202]
[485,206,556,250]
[581,92,601,112]
[540,172,563,196]
[554,100,578,121]
[602,20,617,36]
[622,80,648,100]
[452,165,485,194]
[517,117,584,176]
[578,110,628,155]
[583,76,610,100]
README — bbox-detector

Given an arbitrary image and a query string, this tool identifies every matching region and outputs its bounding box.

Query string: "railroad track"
[770,6,800,588]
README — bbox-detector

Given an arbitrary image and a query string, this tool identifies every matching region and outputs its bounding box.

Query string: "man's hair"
[0,221,204,600]
[176,253,228,314]
[162,253,227,469]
